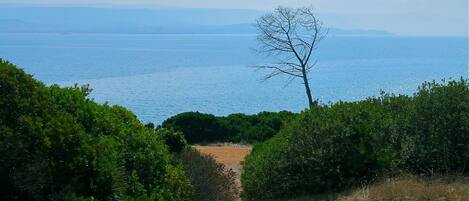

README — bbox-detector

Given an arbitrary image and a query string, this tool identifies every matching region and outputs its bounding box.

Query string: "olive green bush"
[226,111,296,143]
[0,60,193,201]
[241,98,407,200]
[155,128,188,153]
[241,79,469,200]
[177,148,238,201]
[161,112,228,143]
[161,111,296,144]
[403,79,469,174]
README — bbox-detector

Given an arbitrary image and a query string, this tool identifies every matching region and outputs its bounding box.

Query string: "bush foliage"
[161,112,229,143]
[161,111,296,144]
[176,148,238,201]
[4,58,467,201]
[403,80,469,173]
[241,79,469,200]
[0,60,194,201]
[155,128,188,153]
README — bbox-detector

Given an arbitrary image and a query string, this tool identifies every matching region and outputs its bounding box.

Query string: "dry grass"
[288,176,469,201]
[338,175,469,201]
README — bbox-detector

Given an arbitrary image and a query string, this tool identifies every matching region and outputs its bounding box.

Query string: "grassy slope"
[288,176,469,201]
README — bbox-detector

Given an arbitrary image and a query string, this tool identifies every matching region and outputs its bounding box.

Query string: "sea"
[1,33,467,123]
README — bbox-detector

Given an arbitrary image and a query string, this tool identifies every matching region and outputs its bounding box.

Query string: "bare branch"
[254,6,327,108]
[254,65,303,79]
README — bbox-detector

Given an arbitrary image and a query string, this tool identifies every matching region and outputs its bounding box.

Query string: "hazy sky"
[1,0,468,36]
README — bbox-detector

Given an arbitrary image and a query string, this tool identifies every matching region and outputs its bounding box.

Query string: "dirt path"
[194,144,252,190]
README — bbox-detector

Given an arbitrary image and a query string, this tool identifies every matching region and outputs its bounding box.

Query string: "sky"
[1,0,468,36]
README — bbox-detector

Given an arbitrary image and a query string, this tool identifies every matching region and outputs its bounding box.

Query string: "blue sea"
[1,33,467,123]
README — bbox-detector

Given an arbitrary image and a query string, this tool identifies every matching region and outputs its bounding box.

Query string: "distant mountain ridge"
[0,6,394,35]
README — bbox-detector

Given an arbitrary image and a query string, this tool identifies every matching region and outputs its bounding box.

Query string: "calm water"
[1,33,468,123]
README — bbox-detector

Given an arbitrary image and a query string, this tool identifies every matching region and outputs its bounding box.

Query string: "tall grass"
[339,175,469,201]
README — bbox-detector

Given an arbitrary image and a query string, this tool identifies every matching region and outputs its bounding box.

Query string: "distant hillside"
[0,6,393,35]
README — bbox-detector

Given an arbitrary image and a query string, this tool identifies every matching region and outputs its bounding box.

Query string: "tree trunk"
[301,68,315,109]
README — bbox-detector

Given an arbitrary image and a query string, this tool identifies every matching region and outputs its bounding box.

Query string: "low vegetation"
[3,59,468,201]
[155,128,188,153]
[161,111,296,144]
[0,60,236,201]
[241,79,469,200]
[288,175,469,201]
[338,175,469,201]
[176,148,238,201]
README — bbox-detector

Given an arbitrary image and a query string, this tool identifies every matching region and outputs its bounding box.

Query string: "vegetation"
[161,112,229,143]
[0,60,195,200]
[338,175,469,201]
[176,148,238,201]
[3,58,468,201]
[161,111,296,144]
[241,79,469,200]
[402,80,469,174]
[155,128,188,153]
[288,175,469,201]
[226,111,296,143]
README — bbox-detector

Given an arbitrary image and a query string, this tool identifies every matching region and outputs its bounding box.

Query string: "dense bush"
[155,128,188,153]
[0,60,193,201]
[161,111,296,144]
[161,112,228,143]
[241,98,408,200]
[225,111,296,143]
[403,80,469,173]
[241,79,469,200]
[177,148,238,201]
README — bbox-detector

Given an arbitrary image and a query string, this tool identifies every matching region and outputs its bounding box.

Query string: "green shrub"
[0,60,193,201]
[156,128,188,153]
[403,79,469,174]
[241,79,469,200]
[241,98,406,200]
[177,148,238,201]
[162,111,296,144]
[226,111,296,143]
[161,112,230,143]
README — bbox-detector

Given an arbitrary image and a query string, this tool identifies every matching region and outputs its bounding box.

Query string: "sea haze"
[1,33,467,123]
[0,6,392,35]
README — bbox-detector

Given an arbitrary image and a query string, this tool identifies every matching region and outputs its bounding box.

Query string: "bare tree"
[255,6,327,108]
